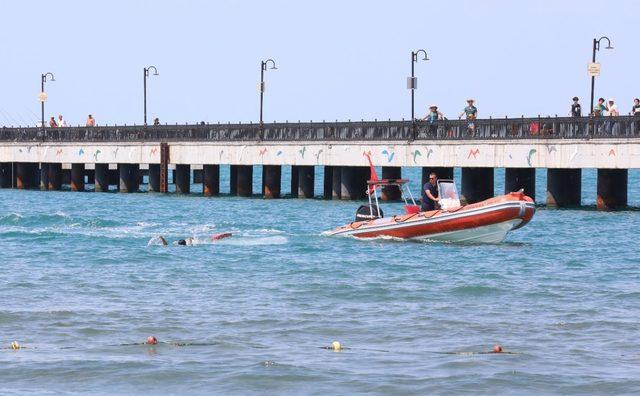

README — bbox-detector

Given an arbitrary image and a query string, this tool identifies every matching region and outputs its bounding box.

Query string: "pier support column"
[597,169,627,210]
[381,166,402,201]
[203,165,220,196]
[290,166,299,198]
[236,165,253,197]
[263,165,281,199]
[230,165,238,195]
[94,164,109,192]
[118,164,140,193]
[297,166,315,198]
[505,168,536,200]
[341,166,368,200]
[175,164,191,194]
[331,166,342,200]
[461,167,494,204]
[16,163,37,189]
[148,164,160,192]
[422,167,454,186]
[323,166,333,199]
[40,164,49,190]
[547,169,581,208]
[0,163,12,188]
[71,164,85,192]
[47,163,62,191]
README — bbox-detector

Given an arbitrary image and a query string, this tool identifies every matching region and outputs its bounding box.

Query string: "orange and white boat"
[325,156,535,243]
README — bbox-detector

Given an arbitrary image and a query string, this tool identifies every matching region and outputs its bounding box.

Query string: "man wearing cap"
[459,99,478,136]
[422,105,444,137]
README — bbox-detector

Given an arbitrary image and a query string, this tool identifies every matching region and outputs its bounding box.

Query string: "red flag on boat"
[363,152,379,195]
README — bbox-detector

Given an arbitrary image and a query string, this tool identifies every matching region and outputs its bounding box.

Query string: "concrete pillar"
[86,169,95,185]
[40,164,49,190]
[297,165,315,198]
[71,163,85,192]
[422,167,454,186]
[341,166,368,200]
[118,163,140,193]
[0,163,12,188]
[505,168,536,200]
[547,168,581,207]
[597,169,627,210]
[16,163,37,189]
[290,166,299,198]
[203,165,220,196]
[381,166,402,201]
[263,165,281,199]
[323,166,333,199]
[47,163,62,191]
[175,164,191,194]
[332,166,342,199]
[230,165,238,195]
[236,165,253,197]
[461,167,494,204]
[94,164,110,192]
[148,164,160,192]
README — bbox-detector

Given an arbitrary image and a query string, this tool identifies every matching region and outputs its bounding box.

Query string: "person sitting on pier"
[421,172,440,212]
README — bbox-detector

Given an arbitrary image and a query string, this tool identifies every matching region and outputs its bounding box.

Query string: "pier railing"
[1,116,639,142]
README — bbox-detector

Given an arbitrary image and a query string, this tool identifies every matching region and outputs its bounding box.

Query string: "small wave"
[451,284,503,296]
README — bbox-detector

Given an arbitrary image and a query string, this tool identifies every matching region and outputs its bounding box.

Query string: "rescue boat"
[324,155,535,243]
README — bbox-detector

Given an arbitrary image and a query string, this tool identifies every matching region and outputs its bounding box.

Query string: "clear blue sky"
[0,0,636,126]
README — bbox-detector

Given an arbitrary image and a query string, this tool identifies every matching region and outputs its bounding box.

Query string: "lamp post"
[40,72,55,129]
[409,49,429,121]
[589,36,613,114]
[143,66,159,126]
[259,59,277,128]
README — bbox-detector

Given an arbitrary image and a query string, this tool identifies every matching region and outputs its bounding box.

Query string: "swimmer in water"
[177,237,195,246]
[146,336,158,345]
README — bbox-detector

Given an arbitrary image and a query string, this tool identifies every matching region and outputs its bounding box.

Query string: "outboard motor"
[355,204,383,222]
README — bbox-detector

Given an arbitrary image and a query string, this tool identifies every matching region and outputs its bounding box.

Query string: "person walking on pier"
[421,172,439,212]
[86,114,95,127]
[459,99,478,136]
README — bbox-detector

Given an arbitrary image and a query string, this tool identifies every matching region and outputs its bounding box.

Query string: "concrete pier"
[296,165,315,198]
[236,165,253,197]
[203,164,220,196]
[71,164,85,192]
[148,164,160,192]
[230,165,238,195]
[262,165,281,199]
[290,166,299,198]
[39,164,49,190]
[461,167,494,204]
[331,166,342,200]
[94,164,110,192]
[0,163,12,188]
[118,163,140,193]
[175,164,190,194]
[505,168,535,200]
[341,166,368,200]
[381,166,402,201]
[323,166,333,199]
[16,162,37,189]
[547,168,581,207]
[597,169,627,210]
[422,167,454,186]
[47,163,62,191]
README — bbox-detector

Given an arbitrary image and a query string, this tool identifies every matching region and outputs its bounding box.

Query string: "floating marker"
[11,341,20,350]
[331,341,342,351]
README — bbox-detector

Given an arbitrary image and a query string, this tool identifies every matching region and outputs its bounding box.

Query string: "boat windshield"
[438,180,461,210]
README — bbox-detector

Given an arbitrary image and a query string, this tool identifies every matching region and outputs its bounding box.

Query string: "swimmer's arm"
[159,236,168,246]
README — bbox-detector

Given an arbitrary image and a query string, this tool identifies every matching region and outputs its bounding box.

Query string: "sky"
[0,0,636,127]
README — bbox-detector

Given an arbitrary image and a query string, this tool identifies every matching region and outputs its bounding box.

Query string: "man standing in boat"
[421,172,440,212]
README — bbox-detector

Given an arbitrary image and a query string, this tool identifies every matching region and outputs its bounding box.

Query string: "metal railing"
[1,116,639,142]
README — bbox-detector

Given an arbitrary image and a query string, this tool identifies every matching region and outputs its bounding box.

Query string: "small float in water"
[325,155,535,243]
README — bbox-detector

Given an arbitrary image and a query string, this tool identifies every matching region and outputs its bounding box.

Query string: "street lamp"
[40,72,55,129]
[409,49,429,121]
[589,36,613,114]
[143,65,159,126]
[259,59,277,128]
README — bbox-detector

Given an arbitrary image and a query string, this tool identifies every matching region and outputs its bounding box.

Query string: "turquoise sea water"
[1,167,639,394]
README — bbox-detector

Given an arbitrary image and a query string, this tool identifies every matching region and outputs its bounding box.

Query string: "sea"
[0,167,639,395]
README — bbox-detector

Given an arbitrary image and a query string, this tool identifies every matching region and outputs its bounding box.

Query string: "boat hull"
[326,193,535,243]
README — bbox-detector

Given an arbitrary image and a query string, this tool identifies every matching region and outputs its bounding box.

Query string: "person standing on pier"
[569,97,582,117]
[56,114,68,127]
[48,117,57,128]
[86,114,95,127]
[593,98,607,117]
[458,99,478,136]
[630,98,640,116]
[422,105,444,137]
